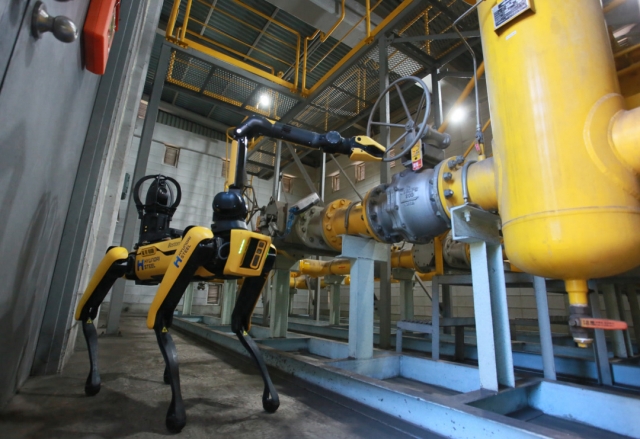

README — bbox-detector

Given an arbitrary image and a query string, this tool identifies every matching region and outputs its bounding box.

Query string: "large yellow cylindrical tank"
[478,0,640,310]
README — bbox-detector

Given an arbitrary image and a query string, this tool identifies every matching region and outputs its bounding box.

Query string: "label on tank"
[492,0,533,30]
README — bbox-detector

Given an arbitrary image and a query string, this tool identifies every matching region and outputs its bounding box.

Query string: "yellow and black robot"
[75,115,385,434]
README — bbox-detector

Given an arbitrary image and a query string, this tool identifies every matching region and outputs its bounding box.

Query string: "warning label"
[492,0,532,30]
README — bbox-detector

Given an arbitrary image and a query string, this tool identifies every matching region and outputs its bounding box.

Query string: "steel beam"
[272,140,282,200]
[243,9,279,60]
[157,101,229,132]
[487,243,515,388]
[469,242,499,391]
[432,70,442,128]
[390,41,438,69]
[270,263,291,338]
[603,283,628,358]
[325,275,345,326]
[199,0,219,35]
[438,71,475,79]
[393,268,415,321]
[181,283,194,316]
[163,83,256,119]
[392,31,480,44]
[220,279,237,325]
[341,235,389,359]
[378,36,392,350]
[431,277,441,359]
[590,284,614,386]
[106,43,173,335]
[615,286,634,354]
[285,142,318,196]
[533,276,557,380]
[436,38,482,68]
[626,286,640,349]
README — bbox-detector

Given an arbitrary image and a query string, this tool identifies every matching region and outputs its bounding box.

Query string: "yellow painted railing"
[165,0,397,96]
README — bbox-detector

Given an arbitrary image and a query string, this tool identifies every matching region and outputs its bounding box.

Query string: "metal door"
[0,0,99,406]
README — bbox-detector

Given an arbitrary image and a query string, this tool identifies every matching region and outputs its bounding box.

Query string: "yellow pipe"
[180,0,193,41]
[467,158,498,211]
[290,277,327,289]
[617,61,640,77]
[302,30,320,91]
[390,250,415,270]
[322,199,378,251]
[614,42,640,59]
[478,0,640,311]
[438,62,484,134]
[166,0,182,39]
[437,156,498,215]
[603,0,628,13]
[611,106,640,172]
[297,259,352,277]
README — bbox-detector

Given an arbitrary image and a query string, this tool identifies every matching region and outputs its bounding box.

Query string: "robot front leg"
[75,246,129,396]
[146,226,214,434]
[231,246,280,413]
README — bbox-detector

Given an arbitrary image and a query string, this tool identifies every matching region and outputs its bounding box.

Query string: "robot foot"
[165,404,186,434]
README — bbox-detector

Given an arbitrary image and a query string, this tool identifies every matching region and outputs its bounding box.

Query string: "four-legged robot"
[75,115,385,433]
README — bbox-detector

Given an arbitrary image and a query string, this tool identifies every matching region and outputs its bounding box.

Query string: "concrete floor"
[0,315,429,438]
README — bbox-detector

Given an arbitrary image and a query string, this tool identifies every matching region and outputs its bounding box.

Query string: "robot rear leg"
[75,247,129,396]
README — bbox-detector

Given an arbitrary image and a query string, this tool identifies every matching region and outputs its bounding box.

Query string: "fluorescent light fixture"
[450,107,465,123]
[259,94,270,108]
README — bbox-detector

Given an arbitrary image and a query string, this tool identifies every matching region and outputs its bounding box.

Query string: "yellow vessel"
[478,0,640,323]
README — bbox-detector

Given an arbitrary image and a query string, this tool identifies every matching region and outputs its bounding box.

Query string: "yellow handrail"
[186,28,276,75]
[180,0,193,41]
[321,0,347,43]
[230,0,301,89]
[604,0,628,13]
[166,0,181,39]
[165,0,301,92]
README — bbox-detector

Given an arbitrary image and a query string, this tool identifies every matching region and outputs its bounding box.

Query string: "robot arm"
[227,115,385,191]
[233,115,385,161]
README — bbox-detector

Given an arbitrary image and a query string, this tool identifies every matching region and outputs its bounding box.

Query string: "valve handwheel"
[366,76,432,162]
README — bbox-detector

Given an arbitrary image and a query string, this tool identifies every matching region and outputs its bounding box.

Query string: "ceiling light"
[259,94,270,108]
[450,107,465,123]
